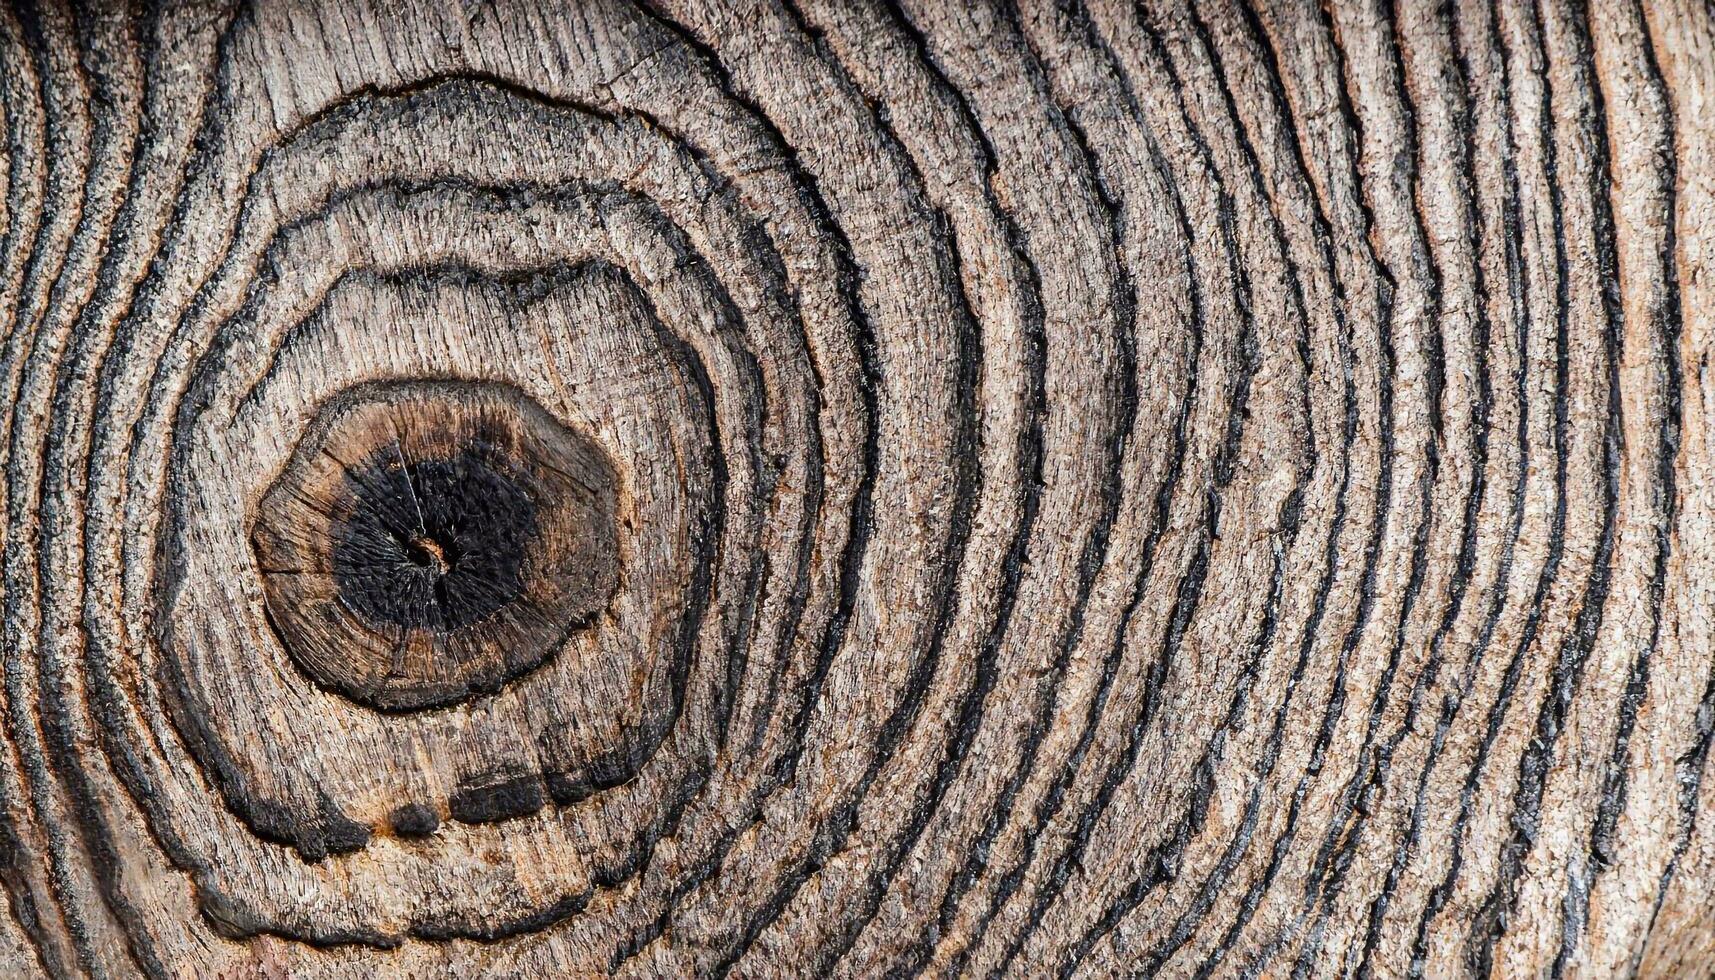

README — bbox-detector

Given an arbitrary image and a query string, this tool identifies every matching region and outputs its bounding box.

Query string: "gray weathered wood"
[2,0,1713,975]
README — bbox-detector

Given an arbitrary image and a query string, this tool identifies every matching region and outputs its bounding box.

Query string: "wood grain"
[1,0,1712,976]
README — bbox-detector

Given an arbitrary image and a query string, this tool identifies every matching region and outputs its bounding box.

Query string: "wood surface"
[1,0,1713,976]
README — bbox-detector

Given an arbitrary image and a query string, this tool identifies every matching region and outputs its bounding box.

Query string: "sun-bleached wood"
[1,0,1713,976]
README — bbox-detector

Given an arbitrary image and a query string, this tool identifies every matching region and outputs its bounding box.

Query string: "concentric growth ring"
[0,1,1705,977]
[251,380,621,711]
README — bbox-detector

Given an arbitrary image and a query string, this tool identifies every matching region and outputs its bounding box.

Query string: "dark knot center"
[332,447,538,634]
[250,380,621,712]
[400,531,452,573]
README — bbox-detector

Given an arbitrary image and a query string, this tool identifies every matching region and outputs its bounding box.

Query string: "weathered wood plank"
[1,0,1712,975]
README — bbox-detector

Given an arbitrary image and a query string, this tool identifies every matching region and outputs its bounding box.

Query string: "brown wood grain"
[1,0,1713,975]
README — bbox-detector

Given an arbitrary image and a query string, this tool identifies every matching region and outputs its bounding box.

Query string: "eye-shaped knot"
[250,381,620,711]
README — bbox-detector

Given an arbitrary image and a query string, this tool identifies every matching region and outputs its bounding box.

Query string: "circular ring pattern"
[251,380,621,711]
[0,1,1707,977]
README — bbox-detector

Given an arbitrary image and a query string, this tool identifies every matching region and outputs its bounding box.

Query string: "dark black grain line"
[705,228,975,970]
[1066,0,1383,969]
[1563,0,1680,969]
[1465,0,1619,970]
[79,0,257,915]
[987,3,1281,969]
[1352,0,1500,970]
[720,212,828,763]
[0,3,113,974]
[72,3,259,965]
[548,12,900,960]
[620,19,879,901]
[1113,0,1371,969]
[596,127,882,962]
[1251,4,1403,968]
[801,4,1146,975]
[1007,2,1343,973]
[1636,0,1709,964]
[969,0,1320,971]
[920,30,1146,980]
[29,3,175,975]
[1402,3,1550,971]
[949,80,1203,980]
[690,7,997,975]
[618,11,882,835]
[1289,0,1446,967]
[0,4,69,974]
[1133,500,1301,975]
[780,2,1072,972]
[1193,11,1396,976]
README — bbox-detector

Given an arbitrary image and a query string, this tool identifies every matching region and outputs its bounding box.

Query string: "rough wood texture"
[1,0,1712,976]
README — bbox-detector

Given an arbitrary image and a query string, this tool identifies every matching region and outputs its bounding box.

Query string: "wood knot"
[250,380,619,711]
